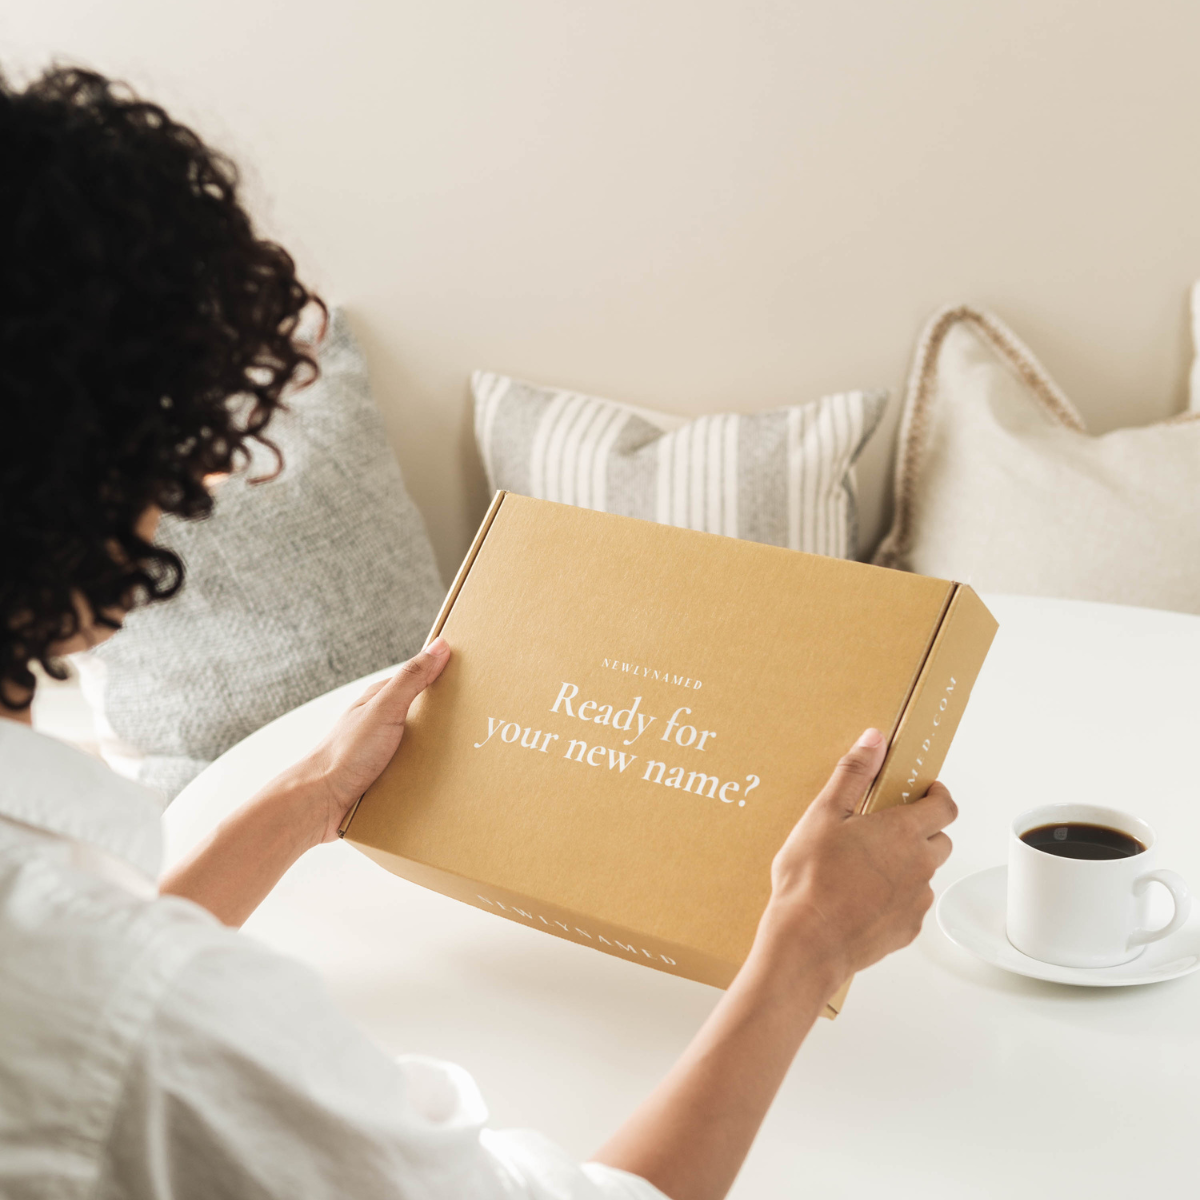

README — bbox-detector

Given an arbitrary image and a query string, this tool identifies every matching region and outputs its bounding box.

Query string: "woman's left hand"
[305,637,451,843]
[160,638,451,928]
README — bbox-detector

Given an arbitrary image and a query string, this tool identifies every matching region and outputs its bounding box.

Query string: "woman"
[0,66,956,1200]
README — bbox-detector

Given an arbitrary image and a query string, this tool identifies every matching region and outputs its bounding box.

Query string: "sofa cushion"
[77,309,444,799]
[874,305,1200,613]
[473,371,885,559]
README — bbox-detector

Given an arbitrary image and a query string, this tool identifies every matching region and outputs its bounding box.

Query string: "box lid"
[346,494,990,970]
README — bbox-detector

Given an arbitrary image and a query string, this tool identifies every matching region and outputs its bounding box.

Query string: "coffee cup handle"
[1128,870,1192,948]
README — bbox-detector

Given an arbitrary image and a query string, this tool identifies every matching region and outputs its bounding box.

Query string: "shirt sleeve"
[97,934,667,1200]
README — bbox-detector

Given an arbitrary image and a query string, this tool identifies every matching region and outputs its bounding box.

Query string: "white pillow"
[1189,280,1200,413]
[874,305,1200,613]
[474,372,885,559]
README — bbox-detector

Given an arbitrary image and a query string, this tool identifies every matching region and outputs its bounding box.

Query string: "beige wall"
[6,0,1199,581]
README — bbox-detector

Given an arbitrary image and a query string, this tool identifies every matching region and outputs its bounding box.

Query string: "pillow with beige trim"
[1187,279,1200,412]
[874,305,1200,614]
[474,371,885,560]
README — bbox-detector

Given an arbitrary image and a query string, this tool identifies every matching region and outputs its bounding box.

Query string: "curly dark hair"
[0,66,318,709]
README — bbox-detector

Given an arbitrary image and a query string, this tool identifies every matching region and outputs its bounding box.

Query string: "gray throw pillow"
[78,309,444,799]
[473,371,885,558]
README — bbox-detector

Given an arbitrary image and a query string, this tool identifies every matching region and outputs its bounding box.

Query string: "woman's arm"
[159,638,450,926]
[163,646,956,1200]
[591,729,957,1200]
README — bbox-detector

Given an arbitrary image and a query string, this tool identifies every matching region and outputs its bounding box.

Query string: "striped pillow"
[473,372,885,558]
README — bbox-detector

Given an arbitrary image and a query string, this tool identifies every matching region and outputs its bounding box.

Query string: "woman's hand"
[160,638,450,927]
[593,729,957,1200]
[755,726,956,988]
[304,637,451,844]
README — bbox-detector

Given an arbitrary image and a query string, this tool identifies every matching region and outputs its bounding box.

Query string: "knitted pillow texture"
[473,372,885,559]
[874,305,1200,613]
[78,309,444,798]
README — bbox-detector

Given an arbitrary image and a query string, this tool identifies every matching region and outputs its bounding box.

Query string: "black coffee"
[1021,822,1146,860]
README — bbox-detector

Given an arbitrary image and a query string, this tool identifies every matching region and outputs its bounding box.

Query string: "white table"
[165,595,1200,1199]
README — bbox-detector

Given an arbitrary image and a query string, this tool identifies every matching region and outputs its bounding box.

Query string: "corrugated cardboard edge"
[825,585,993,1017]
[863,584,998,816]
[820,585,997,1019]
[823,977,852,1019]
[339,491,510,838]
[426,489,509,644]
[820,583,959,1021]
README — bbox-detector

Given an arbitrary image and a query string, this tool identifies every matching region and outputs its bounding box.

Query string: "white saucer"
[936,866,1200,987]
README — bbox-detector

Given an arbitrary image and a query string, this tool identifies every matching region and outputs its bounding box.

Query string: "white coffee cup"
[1007,803,1191,968]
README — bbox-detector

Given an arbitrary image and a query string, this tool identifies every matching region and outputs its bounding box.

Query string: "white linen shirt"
[0,721,664,1200]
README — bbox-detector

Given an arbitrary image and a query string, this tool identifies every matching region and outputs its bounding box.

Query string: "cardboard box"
[343,493,997,1016]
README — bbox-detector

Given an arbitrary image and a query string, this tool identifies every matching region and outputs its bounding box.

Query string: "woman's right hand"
[756,727,958,990]
[593,731,958,1200]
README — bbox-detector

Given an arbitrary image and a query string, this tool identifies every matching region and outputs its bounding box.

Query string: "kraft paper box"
[343,492,997,1017]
